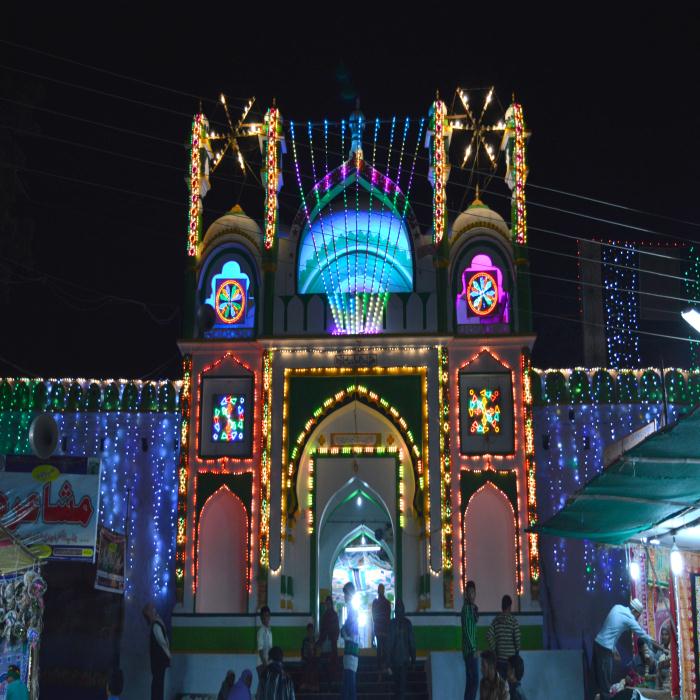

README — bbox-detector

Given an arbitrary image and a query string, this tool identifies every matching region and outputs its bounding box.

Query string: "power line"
[0,38,249,107]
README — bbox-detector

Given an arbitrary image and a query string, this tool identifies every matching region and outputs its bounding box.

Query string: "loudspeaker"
[29,413,59,459]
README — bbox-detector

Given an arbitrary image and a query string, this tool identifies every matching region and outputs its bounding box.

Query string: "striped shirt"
[487,612,520,661]
[461,602,479,657]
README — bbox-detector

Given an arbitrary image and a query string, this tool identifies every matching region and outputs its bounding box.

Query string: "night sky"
[2,10,699,378]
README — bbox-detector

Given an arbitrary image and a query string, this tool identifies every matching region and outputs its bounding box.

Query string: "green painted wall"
[172,623,543,654]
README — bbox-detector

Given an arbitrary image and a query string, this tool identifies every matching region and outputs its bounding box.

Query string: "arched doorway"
[463,482,517,611]
[291,400,421,629]
[196,486,248,613]
[321,491,396,648]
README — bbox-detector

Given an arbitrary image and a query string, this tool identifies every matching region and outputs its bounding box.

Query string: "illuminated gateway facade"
[174,93,544,651]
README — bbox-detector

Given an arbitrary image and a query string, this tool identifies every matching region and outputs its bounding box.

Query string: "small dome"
[200,205,262,255]
[451,197,509,240]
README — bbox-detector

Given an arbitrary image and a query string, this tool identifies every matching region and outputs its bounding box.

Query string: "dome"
[451,197,510,241]
[199,205,262,256]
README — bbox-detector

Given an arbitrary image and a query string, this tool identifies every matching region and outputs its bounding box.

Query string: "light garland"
[187,113,205,257]
[305,446,403,535]
[431,99,447,246]
[511,103,527,245]
[260,350,273,570]
[521,352,540,587]
[437,347,452,572]
[175,355,192,601]
[601,242,641,368]
[263,106,280,251]
[279,365,429,569]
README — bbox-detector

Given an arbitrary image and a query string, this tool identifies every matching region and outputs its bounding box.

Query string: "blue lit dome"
[297,188,413,295]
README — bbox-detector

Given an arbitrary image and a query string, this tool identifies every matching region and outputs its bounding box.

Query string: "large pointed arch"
[285,383,423,516]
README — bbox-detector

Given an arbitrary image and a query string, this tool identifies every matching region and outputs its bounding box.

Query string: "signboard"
[0,455,101,562]
[94,527,125,594]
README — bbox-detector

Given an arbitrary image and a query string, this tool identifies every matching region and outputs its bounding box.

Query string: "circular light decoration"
[467,271,498,316]
[215,279,246,324]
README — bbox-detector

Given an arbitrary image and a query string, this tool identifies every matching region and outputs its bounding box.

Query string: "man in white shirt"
[592,598,664,700]
[257,606,273,672]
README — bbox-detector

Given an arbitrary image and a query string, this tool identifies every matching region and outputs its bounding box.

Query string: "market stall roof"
[0,525,37,575]
[535,408,700,546]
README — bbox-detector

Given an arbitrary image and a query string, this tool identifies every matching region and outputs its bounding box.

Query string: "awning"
[535,407,700,545]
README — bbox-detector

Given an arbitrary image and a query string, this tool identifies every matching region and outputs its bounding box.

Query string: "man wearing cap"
[5,665,29,700]
[592,598,664,700]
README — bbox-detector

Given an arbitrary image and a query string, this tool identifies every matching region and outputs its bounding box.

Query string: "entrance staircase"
[290,655,429,700]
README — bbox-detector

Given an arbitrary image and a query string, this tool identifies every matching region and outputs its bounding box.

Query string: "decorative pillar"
[261,104,284,336]
[427,96,451,333]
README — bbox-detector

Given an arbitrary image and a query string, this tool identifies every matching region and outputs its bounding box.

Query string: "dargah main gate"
[172,94,544,658]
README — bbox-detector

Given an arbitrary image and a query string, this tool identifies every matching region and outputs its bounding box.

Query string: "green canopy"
[535,408,700,545]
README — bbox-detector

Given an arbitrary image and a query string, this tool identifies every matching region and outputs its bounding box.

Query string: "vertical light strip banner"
[521,350,540,594]
[263,106,281,251]
[187,114,205,257]
[431,99,447,246]
[259,350,274,570]
[175,355,192,602]
[438,347,453,605]
[512,103,527,245]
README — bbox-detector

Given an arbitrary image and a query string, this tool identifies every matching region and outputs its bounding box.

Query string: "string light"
[187,113,205,257]
[279,365,429,568]
[437,347,452,573]
[602,242,641,367]
[263,106,280,251]
[508,103,527,245]
[430,99,447,246]
[521,352,540,586]
[175,355,191,602]
[259,350,273,570]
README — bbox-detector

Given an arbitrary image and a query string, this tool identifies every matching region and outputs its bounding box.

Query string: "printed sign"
[95,527,125,594]
[0,455,101,561]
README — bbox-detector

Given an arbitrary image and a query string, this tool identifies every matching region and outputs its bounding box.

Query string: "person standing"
[592,598,664,700]
[460,580,479,700]
[143,602,171,700]
[340,582,359,700]
[387,599,416,699]
[372,583,391,679]
[487,595,520,679]
[257,606,273,676]
[317,595,340,689]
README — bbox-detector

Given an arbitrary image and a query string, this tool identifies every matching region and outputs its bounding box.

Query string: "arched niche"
[450,235,514,334]
[462,482,517,612]
[197,243,261,338]
[196,486,248,613]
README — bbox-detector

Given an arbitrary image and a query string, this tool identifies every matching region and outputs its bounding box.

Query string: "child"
[507,654,526,700]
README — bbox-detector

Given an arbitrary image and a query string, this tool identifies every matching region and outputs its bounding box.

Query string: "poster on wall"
[94,527,125,594]
[458,371,514,455]
[0,455,101,561]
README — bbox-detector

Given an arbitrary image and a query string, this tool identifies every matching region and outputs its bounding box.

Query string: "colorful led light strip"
[432,100,447,246]
[289,121,342,330]
[512,103,527,245]
[263,107,279,250]
[438,347,452,572]
[187,114,205,256]
[279,365,429,569]
[369,118,426,333]
[175,355,192,600]
[260,350,273,569]
[521,352,540,586]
